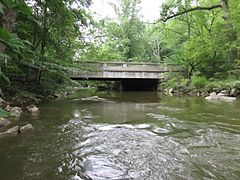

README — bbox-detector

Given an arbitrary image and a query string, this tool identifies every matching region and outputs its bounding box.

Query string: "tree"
[0,0,92,96]
[154,0,239,84]
[111,0,146,61]
[80,0,149,62]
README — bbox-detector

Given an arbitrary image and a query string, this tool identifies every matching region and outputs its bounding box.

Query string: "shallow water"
[0,91,240,180]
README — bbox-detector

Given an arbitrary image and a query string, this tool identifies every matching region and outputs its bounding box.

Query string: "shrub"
[233,81,240,90]
[192,76,208,89]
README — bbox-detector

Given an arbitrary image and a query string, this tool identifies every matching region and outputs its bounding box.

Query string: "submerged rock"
[205,92,237,102]
[0,126,19,138]
[0,118,11,128]
[26,104,39,114]
[6,125,19,134]
[81,96,108,102]
[0,124,34,138]
[230,88,239,97]
[19,124,34,132]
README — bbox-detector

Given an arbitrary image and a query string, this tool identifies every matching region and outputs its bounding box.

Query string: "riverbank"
[0,97,38,138]
[161,79,240,99]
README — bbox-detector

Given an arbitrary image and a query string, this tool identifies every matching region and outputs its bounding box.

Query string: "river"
[0,91,240,180]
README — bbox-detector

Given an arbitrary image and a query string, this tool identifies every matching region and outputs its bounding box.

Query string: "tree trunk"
[221,0,229,20]
[221,0,238,61]
[156,36,161,61]
[0,9,17,53]
[186,63,195,86]
[36,3,48,85]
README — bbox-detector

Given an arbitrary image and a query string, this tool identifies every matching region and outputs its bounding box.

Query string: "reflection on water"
[0,92,240,179]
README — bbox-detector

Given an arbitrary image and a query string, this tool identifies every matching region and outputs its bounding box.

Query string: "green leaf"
[1,0,31,15]
[1,33,27,54]
[16,0,32,16]
[0,107,9,118]
[0,53,11,61]
[0,71,10,85]
[1,0,15,8]
[0,27,11,41]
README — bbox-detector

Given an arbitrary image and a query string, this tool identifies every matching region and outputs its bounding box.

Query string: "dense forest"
[0,0,240,99]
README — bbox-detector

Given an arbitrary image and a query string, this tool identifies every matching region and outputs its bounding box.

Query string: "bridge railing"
[70,61,182,79]
[72,61,181,72]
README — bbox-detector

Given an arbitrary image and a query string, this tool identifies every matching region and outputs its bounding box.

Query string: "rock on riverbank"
[0,124,34,138]
[163,85,239,100]
[205,92,237,102]
[0,97,37,139]
[0,118,11,128]
[26,105,39,114]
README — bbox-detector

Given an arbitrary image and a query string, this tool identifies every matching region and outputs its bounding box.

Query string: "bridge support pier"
[157,79,163,91]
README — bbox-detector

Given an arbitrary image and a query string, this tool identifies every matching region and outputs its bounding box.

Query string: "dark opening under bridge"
[70,62,180,91]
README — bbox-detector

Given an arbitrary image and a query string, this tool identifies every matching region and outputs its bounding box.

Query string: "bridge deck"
[70,61,179,80]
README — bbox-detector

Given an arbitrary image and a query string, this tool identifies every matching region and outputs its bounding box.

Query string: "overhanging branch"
[155,4,222,23]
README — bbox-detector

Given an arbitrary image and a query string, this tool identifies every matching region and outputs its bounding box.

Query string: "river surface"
[0,91,240,180]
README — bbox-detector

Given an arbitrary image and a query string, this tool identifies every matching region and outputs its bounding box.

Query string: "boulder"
[168,88,174,94]
[0,118,11,128]
[9,107,22,118]
[19,124,34,133]
[0,124,34,138]
[81,96,108,102]
[0,126,19,138]
[6,125,19,134]
[205,92,237,102]
[4,105,11,112]
[230,88,238,97]
[26,104,39,114]
[218,90,229,96]
[201,92,209,97]
[212,87,224,94]
[4,105,23,117]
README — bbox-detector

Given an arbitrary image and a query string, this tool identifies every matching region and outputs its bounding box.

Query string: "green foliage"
[192,75,207,89]
[161,74,187,89]
[0,107,9,118]
[156,0,240,83]
[81,0,150,62]
[0,0,93,97]
[0,27,11,41]
[204,79,240,92]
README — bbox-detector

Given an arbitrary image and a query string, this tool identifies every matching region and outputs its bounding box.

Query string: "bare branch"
[155,4,222,23]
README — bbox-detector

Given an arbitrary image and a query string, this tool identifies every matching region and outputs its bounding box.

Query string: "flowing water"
[0,91,240,180]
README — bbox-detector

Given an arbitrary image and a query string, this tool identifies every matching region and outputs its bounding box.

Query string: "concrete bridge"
[70,61,180,91]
